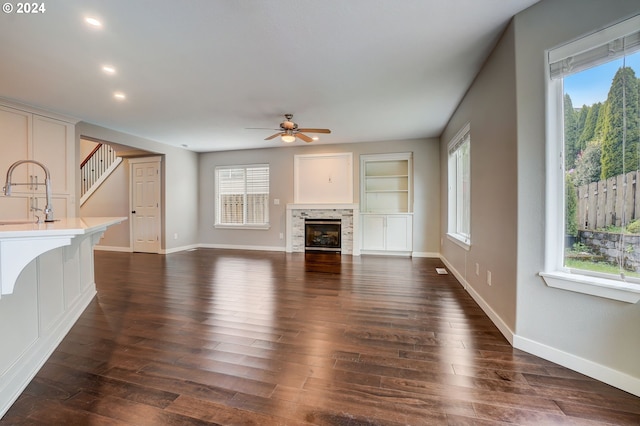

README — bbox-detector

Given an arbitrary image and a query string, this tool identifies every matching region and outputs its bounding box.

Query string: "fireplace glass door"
[305,219,341,252]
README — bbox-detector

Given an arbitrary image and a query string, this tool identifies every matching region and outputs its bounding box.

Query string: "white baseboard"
[162,244,200,254]
[439,255,515,345]
[360,250,411,257]
[95,244,287,255]
[513,335,640,397]
[440,254,640,398]
[412,251,440,258]
[197,243,286,252]
[0,287,96,418]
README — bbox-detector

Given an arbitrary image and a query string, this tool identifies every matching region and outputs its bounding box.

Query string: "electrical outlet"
[487,270,492,286]
[279,232,284,239]
[174,233,178,240]
[475,263,480,276]
[274,198,280,205]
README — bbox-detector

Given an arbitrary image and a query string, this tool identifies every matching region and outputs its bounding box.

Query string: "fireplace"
[285,203,359,255]
[305,219,341,252]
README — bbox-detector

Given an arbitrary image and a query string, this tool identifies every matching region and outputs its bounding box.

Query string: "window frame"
[214,164,270,230]
[541,15,640,303]
[447,123,471,250]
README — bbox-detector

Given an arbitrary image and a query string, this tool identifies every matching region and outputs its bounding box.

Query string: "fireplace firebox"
[305,219,341,252]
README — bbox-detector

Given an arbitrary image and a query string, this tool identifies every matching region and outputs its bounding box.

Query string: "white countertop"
[0,216,126,297]
[0,217,126,239]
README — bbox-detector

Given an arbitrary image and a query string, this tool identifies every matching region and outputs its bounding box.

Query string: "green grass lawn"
[564,258,640,278]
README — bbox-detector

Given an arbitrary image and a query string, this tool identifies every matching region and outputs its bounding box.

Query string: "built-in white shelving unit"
[360,152,413,255]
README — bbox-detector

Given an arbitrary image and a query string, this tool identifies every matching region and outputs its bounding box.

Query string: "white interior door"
[130,158,161,253]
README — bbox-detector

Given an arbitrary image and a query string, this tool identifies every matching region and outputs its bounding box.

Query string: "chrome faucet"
[3,160,54,222]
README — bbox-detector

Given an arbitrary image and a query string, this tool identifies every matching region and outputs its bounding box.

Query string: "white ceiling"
[0,0,538,152]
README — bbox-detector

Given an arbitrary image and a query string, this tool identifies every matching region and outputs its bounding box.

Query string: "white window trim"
[541,16,640,304]
[214,164,270,230]
[447,123,471,249]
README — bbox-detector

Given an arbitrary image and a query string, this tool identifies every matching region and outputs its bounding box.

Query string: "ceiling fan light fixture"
[84,17,103,28]
[281,134,296,143]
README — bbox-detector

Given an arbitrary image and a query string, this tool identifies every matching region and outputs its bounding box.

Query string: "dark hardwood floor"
[2,249,639,425]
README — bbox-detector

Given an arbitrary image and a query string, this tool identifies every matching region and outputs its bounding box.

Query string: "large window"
[544,15,640,299]
[215,164,269,228]
[447,123,471,248]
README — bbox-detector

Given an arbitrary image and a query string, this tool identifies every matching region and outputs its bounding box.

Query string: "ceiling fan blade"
[265,132,284,140]
[246,127,280,130]
[297,128,331,134]
[297,133,313,143]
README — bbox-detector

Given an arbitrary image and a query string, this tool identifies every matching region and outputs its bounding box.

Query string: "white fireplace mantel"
[286,203,360,255]
[286,203,359,211]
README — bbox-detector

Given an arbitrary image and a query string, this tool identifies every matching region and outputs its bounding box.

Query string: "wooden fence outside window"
[576,171,639,230]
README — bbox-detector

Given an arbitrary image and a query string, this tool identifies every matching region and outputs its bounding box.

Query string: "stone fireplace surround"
[286,203,360,255]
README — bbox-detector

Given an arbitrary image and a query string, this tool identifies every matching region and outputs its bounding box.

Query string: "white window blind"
[448,123,471,155]
[215,164,269,226]
[447,123,471,246]
[549,14,640,79]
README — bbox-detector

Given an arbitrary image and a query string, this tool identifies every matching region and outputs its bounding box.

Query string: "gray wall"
[440,20,518,333]
[80,138,98,162]
[513,0,640,387]
[441,0,640,393]
[198,139,440,254]
[75,122,200,251]
[80,159,130,248]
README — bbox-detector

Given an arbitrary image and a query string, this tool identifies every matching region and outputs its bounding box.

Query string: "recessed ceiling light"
[85,17,102,28]
[312,136,319,141]
[113,92,126,101]
[102,65,116,75]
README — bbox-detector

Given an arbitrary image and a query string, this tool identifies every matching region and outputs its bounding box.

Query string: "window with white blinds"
[447,123,471,248]
[541,14,640,301]
[215,164,269,227]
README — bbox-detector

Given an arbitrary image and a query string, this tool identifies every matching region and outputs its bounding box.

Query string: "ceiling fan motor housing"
[281,120,297,130]
[258,113,330,142]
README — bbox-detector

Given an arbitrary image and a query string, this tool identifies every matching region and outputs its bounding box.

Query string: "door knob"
[131,210,136,214]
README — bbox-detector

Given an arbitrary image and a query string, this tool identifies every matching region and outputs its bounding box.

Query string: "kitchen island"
[0,217,125,417]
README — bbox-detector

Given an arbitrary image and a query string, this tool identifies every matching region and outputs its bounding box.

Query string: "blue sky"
[564,51,640,107]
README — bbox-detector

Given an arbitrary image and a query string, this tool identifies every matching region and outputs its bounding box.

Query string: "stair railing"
[80,143,118,197]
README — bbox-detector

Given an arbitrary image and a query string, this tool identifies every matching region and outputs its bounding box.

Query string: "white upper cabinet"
[0,106,31,189]
[32,114,74,195]
[0,103,76,220]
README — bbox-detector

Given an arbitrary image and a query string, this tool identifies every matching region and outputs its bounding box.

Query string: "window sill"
[539,271,640,304]
[215,224,270,230]
[446,233,471,251]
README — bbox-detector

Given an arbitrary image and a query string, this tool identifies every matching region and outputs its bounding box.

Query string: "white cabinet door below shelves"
[386,215,412,251]
[361,214,412,254]
[362,215,386,251]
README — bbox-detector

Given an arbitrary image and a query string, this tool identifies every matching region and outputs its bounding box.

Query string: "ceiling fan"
[249,114,331,143]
